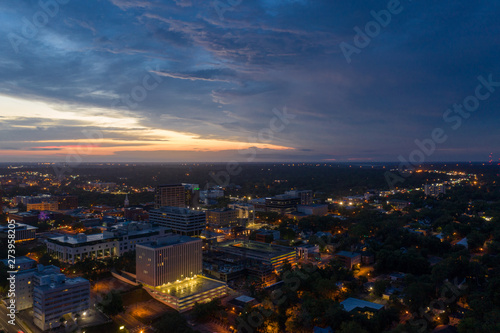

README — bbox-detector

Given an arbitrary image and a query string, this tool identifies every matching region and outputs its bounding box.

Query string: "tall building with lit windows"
[136,235,226,312]
[33,271,90,331]
[136,235,202,286]
[155,184,187,208]
[149,206,206,236]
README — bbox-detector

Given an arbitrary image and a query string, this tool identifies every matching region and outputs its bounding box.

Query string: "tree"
[154,311,195,333]
[192,299,223,322]
[338,321,368,333]
[97,291,124,316]
[373,280,389,298]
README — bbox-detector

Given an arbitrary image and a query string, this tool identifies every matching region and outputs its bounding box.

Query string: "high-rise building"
[33,270,90,331]
[136,235,227,312]
[149,206,206,236]
[424,184,446,197]
[285,190,313,205]
[265,195,300,214]
[136,235,202,286]
[1,264,61,312]
[155,184,187,208]
[54,195,78,210]
[206,208,238,229]
[183,183,200,208]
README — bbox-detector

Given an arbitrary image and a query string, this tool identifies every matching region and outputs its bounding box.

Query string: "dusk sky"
[1,0,499,162]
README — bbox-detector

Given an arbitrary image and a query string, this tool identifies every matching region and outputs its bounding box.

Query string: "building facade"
[136,235,202,286]
[285,190,313,205]
[149,206,206,236]
[33,274,90,330]
[213,240,297,272]
[424,184,446,197]
[155,184,187,208]
[27,201,59,211]
[334,251,361,269]
[0,223,37,243]
[265,195,300,214]
[137,235,226,312]
[46,223,169,264]
[206,208,238,229]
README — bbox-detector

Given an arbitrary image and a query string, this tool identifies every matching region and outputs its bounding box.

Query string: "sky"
[0,0,499,163]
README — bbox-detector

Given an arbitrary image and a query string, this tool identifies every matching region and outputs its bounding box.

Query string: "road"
[0,303,31,333]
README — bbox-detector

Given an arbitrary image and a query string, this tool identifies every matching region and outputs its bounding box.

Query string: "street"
[0,303,31,333]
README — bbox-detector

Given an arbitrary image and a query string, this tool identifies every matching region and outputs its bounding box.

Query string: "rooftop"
[340,297,384,312]
[138,235,200,249]
[216,240,295,257]
[151,276,226,300]
[335,251,361,258]
[0,223,38,231]
[152,206,206,215]
[48,225,166,244]
[35,276,89,292]
[234,295,255,303]
[48,233,106,244]
[0,256,36,266]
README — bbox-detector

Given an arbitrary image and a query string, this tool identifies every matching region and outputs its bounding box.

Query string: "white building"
[149,206,206,236]
[5,265,60,311]
[33,272,90,330]
[46,222,169,264]
[136,235,227,312]
[228,203,255,223]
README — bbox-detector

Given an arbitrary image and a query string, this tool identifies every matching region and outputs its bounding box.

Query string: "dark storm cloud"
[0,0,499,161]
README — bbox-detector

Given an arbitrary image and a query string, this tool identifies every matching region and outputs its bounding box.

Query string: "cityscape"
[1,1,500,333]
[0,162,499,333]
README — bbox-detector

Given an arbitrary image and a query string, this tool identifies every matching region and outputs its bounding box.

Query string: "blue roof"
[340,298,384,312]
[335,251,360,258]
[0,256,36,266]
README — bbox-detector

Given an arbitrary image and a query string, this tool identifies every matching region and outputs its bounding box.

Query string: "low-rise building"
[206,208,238,229]
[47,222,169,264]
[0,256,36,271]
[0,223,38,243]
[212,240,297,272]
[296,244,320,259]
[6,211,38,225]
[334,251,361,269]
[297,204,328,216]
